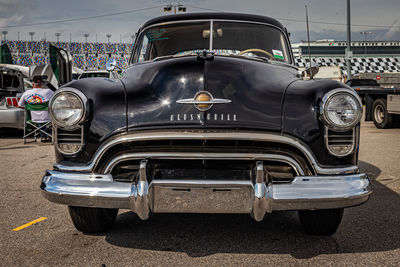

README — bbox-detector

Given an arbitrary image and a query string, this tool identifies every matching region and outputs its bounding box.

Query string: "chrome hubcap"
[374,105,384,124]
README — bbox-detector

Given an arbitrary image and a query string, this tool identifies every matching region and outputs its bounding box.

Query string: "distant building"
[292,40,400,75]
[294,39,400,58]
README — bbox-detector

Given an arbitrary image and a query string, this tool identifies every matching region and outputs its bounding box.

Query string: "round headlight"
[51,91,84,127]
[321,89,362,131]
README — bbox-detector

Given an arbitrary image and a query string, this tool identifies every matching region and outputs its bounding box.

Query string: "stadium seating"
[294,57,400,75]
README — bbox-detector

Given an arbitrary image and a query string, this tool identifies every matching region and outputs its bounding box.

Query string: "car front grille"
[325,128,355,157]
[111,159,297,184]
[55,127,84,155]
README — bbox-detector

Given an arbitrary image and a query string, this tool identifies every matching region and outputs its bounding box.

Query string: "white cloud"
[0,14,24,28]
[384,20,400,39]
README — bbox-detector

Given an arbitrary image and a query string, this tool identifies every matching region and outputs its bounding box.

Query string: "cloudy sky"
[1,0,399,43]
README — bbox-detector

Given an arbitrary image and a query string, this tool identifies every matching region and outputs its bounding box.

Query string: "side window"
[138,35,150,63]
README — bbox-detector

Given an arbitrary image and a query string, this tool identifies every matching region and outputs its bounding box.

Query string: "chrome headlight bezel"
[320,89,362,132]
[49,88,88,129]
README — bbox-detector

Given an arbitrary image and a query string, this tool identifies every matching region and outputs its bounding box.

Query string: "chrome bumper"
[41,165,371,221]
[0,108,24,129]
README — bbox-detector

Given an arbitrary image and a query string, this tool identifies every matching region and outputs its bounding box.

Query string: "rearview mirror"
[202,28,223,38]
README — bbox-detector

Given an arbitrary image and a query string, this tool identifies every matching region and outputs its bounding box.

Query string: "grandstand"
[1,40,134,70]
[1,39,400,75]
[293,40,400,75]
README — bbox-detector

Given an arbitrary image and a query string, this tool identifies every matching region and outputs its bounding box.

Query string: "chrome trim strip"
[209,19,214,51]
[41,171,371,215]
[54,131,359,175]
[324,126,356,157]
[54,126,85,156]
[103,152,305,176]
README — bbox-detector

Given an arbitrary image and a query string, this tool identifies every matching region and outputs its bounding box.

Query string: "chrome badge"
[176,91,231,111]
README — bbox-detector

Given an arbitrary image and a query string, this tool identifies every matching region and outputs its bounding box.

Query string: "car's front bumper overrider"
[41,162,371,221]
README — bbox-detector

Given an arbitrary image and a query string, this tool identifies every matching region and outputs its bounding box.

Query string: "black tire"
[372,98,393,129]
[393,114,400,128]
[68,206,118,233]
[298,208,344,235]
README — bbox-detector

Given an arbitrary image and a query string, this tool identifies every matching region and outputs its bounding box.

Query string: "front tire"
[68,206,118,233]
[298,208,344,235]
[372,98,393,128]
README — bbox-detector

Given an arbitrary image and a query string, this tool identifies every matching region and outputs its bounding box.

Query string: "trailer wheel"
[372,98,393,129]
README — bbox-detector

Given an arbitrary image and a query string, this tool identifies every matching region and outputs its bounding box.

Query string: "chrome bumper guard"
[41,161,371,221]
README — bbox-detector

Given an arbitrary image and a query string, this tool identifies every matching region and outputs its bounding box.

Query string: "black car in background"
[41,13,371,235]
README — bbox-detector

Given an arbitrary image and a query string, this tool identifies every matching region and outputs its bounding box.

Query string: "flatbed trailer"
[360,88,400,128]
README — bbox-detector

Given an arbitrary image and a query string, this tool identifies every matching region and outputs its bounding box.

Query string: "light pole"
[346,0,352,80]
[130,34,135,44]
[1,30,8,41]
[83,33,89,43]
[164,3,186,14]
[360,31,372,56]
[55,32,61,42]
[106,34,111,43]
[29,32,35,41]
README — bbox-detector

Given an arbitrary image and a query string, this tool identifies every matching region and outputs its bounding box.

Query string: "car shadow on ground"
[100,160,398,258]
[0,128,23,138]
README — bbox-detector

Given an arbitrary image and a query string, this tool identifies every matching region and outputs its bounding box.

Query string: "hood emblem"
[176,91,231,111]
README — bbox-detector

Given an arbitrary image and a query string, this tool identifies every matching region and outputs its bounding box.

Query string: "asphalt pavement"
[0,122,399,266]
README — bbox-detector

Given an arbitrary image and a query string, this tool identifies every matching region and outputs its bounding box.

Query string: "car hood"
[123,56,299,131]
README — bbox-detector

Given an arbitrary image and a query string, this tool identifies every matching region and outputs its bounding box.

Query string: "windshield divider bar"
[209,20,213,51]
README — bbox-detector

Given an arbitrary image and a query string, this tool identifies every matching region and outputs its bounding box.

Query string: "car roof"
[141,12,285,31]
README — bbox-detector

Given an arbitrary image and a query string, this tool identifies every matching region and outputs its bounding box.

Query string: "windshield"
[133,20,291,63]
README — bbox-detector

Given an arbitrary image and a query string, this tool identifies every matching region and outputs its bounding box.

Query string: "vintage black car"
[41,13,371,235]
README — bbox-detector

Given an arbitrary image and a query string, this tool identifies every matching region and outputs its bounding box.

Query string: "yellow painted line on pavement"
[13,217,47,231]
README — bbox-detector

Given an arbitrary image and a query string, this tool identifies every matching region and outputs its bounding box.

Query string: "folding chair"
[23,102,53,144]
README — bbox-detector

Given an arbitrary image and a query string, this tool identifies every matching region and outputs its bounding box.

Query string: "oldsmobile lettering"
[170,113,237,121]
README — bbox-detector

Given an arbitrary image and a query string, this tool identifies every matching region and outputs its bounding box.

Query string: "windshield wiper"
[223,54,270,63]
[153,55,174,62]
[153,54,200,62]
[253,56,270,62]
